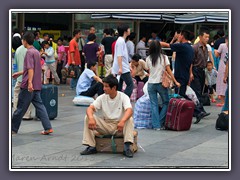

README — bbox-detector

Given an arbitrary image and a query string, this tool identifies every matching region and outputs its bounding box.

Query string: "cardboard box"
[95,131,138,153]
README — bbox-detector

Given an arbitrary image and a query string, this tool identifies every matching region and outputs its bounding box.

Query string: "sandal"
[211,99,216,103]
[216,103,224,107]
[41,129,53,135]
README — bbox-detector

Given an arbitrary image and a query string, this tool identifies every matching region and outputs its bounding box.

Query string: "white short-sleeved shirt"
[76,69,95,95]
[92,91,132,120]
[146,54,170,83]
[206,44,212,61]
[112,37,130,74]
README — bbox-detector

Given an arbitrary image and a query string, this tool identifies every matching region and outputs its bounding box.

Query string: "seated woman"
[130,54,149,84]
[76,62,104,97]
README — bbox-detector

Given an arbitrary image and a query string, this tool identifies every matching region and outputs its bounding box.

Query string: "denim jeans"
[148,83,169,128]
[70,66,81,89]
[222,83,229,111]
[118,72,133,97]
[12,88,52,133]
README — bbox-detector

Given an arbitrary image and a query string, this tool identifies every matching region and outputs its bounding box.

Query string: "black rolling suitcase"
[37,84,58,120]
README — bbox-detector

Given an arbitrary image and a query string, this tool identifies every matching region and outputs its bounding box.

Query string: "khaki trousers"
[13,81,33,119]
[43,62,60,84]
[104,54,113,72]
[82,115,134,147]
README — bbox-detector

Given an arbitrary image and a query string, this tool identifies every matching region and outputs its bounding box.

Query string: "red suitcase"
[165,98,195,131]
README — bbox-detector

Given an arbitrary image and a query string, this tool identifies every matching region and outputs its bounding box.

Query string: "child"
[205,61,218,103]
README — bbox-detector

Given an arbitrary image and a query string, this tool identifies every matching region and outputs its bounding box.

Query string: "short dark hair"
[128,32,136,41]
[176,29,181,34]
[117,24,129,37]
[43,33,49,37]
[102,74,118,90]
[87,33,96,41]
[42,40,50,46]
[57,37,63,42]
[132,54,141,62]
[13,28,20,34]
[181,30,191,41]
[87,62,97,69]
[140,35,146,40]
[22,31,34,45]
[217,29,225,37]
[199,27,210,36]
[103,28,110,35]
[207,61,213,66]
[73,30,80,37]
[49,34,54,40]
[33,31,39,38]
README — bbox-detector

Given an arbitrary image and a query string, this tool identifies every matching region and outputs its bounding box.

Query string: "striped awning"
[174,12,228,24]
[91,12,229,23]
[112,13,162,20]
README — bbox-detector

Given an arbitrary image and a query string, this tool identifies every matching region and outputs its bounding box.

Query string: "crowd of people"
[11,24,229,158]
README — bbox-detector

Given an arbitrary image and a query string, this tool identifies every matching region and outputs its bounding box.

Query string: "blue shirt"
[43,46,55,64]
[76,68,95,95]
[170,43,194,84]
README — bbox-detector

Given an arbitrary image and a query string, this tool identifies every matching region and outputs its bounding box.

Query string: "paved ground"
[11,84,229,169]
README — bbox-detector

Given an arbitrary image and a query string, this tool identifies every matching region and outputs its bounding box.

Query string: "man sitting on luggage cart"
[80,74,135,158]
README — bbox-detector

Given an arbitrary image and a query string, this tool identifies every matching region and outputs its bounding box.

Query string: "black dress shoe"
[22,117,33,120]
[80,146,97,155]
[194,112,205,124]
[202,112,211,118]
[123,149,133,158]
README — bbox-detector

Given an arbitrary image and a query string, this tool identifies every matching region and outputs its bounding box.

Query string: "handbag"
[215,112,229,131]
[68,64,80,79]
[162,55,174,88]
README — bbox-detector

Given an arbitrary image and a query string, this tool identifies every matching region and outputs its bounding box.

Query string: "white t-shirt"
[206,44,212,61]
[92,91,132,120]
[146,54,170,83]
[112,37,130,74]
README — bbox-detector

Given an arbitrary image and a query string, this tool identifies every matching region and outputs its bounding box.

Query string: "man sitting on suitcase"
[80,74,134,158]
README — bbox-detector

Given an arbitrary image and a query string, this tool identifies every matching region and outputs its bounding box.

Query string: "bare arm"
[86,105,97,130]
[117,108,133,132]
[93,75,103,84]
[160,42,170,48]
[223,61,229,83]
[189,64,194,85]
[71,52,75,65]
[208,51,215,68]
[166,65,180,87]
[117,56,123,75]
[12,71,23,79]
[28,69,34,92]
[214,49,220,58]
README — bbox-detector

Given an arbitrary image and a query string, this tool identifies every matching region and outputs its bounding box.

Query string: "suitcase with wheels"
[165,98,195,131]
[37,84,58,120]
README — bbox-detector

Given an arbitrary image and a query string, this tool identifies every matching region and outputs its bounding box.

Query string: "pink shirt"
[58,45,66,62]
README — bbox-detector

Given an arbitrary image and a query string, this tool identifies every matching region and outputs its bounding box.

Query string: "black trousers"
[175,78,206,117]
[190,67,205,103]
[80,80,104,97]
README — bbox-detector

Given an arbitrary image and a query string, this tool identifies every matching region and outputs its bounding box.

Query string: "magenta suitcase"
[165,98,195,131]
[137,81,144,99]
